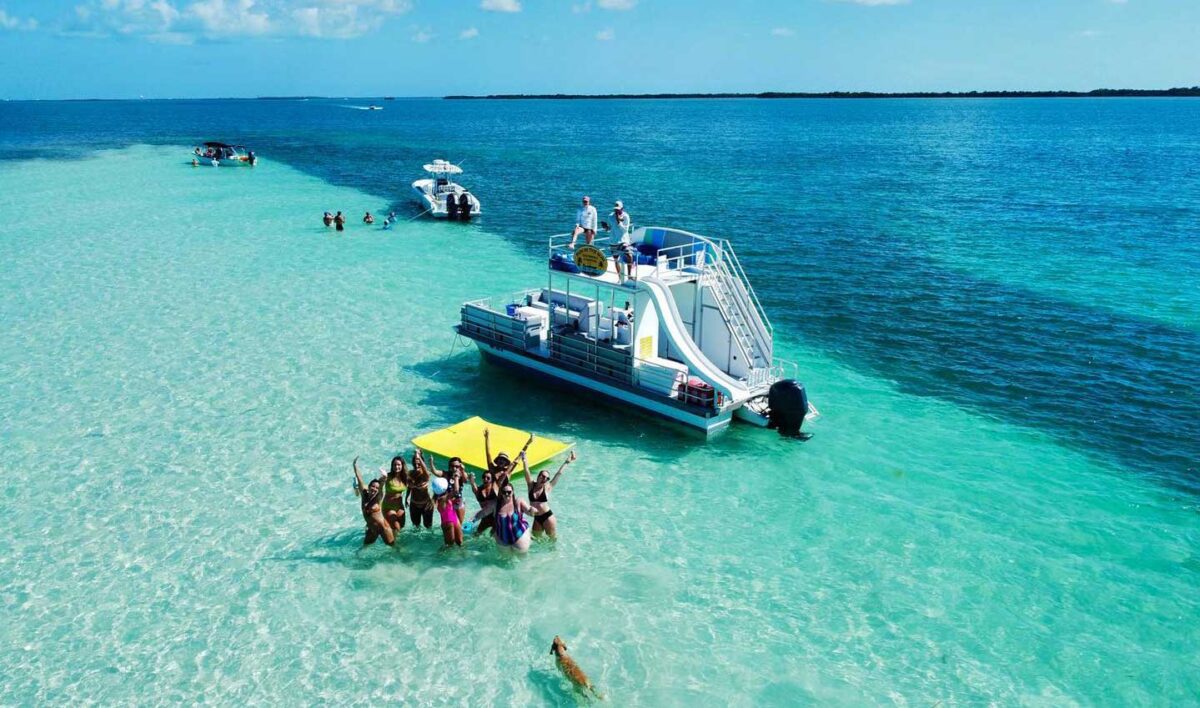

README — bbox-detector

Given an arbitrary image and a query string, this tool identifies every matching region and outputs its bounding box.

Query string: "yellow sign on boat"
[412,416,573,476]
[573,245,608,276]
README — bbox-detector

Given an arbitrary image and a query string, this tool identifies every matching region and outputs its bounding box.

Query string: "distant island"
[446,87,1200,100]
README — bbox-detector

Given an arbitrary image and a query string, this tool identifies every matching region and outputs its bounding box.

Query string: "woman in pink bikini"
[434,477,463,546]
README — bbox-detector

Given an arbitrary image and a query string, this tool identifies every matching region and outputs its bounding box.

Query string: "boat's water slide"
[641,276,753,404]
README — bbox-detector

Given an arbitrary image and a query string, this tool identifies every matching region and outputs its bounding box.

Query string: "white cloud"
[770,26,793,37]
[458,26,478,39]
[410,24,431,42]
[831,0,909,5]
[0,9,39,31]
[596,0,635,9]
[480,0,520,12]
[1077,29,1103,38]
[63,0,412,40]
[571,1,590,12]
[595,27,613,40]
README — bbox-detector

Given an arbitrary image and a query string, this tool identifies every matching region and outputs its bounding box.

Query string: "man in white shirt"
[569,195,599,248]
[606,200,635,283]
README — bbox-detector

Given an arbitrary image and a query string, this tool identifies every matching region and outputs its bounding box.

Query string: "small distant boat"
[191,141,257,167]
[411,159,481,219]
[367,105,383,111]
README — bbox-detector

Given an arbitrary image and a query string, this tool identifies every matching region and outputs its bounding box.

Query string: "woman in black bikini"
[352,456,395,546]
[406,451,435,529]
[469,469,498,536]
[523,450,576,539]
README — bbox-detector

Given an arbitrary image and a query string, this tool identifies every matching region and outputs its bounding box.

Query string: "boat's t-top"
[412,159,482,220]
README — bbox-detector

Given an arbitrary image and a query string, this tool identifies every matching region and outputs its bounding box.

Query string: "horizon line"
[2,87,1199,102]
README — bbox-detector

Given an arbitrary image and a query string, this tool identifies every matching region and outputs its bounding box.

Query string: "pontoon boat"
[455,227,814,436]
[412,160,481,219]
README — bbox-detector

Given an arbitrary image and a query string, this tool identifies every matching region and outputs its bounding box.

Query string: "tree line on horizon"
[444,87,1200,100]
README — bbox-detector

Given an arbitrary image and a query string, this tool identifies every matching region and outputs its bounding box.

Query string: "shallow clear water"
[1,100,1198,704]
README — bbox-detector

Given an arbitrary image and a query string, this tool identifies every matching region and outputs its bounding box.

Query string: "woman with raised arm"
[525,450,576,539]
[433,478,463,547]
[430,455,470,533]
[483,427,535,491]
[352,456,395,546]
[407,451,435,529]
[492,470,533,553]
[381,455,408,532]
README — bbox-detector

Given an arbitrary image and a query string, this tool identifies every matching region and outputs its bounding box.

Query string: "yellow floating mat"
[412,416,572,476]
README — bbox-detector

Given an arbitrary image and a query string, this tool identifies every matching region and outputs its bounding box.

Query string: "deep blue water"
[4,97,1196,488]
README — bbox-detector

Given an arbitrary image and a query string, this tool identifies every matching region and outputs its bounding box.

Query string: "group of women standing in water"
[352,430,576,553]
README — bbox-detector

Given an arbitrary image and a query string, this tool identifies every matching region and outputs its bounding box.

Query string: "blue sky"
[0,0,1196,99]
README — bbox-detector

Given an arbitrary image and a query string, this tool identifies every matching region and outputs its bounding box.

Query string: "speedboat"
[454,226,815,437]
[191,142,257,167]
[367,105,383,110]
[411,159,481,220]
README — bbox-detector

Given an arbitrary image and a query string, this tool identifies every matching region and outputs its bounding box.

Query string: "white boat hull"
[472,339,734,436]
[412,179,482,219]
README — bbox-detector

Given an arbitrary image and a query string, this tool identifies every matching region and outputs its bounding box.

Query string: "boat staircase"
[703,241,774,386]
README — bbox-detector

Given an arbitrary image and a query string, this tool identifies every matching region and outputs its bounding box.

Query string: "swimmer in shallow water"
[363,211,375,225]
[352,456,395,546]
[483,427,534,491]
[434,477,462,546]
[381,456,407,532]
[323,211,334,227]
[525,450,575,539]
[407,451,434,529]
[492,472,532,553]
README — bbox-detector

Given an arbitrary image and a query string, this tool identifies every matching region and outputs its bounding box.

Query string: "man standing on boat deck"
[606,200,635,283]
[569,195,598,248]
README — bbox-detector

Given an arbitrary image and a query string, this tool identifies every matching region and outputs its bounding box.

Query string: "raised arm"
[503,434,535,477]
[483,427,493,470]
[352,456,365,495]
[549,450,576,489]
[520,452,532,488]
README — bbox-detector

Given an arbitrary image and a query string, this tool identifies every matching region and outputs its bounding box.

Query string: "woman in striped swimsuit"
[492,476,533,553]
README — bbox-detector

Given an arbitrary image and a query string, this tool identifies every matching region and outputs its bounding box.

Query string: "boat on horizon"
[412,159,481,219]
[454,227,813,436]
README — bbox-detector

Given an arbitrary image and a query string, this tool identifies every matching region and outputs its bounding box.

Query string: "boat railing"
[717,239,773,339]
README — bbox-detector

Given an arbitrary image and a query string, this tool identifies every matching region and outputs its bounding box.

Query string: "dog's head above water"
[550,635,568,656]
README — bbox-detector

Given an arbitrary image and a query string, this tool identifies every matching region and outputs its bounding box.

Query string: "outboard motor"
[767,379,810,438]
[458,192,472,221]
[445,193,459,220]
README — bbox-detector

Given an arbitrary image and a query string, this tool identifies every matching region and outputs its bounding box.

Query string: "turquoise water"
[1,100,1199,704]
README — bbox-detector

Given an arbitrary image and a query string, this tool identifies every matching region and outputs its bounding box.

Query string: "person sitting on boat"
[323,211,334,227]
[569,195,598,248]
[363,211,375,225]
[523,450,575,539]
[352,456,395,546]
[605,200,634,282]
